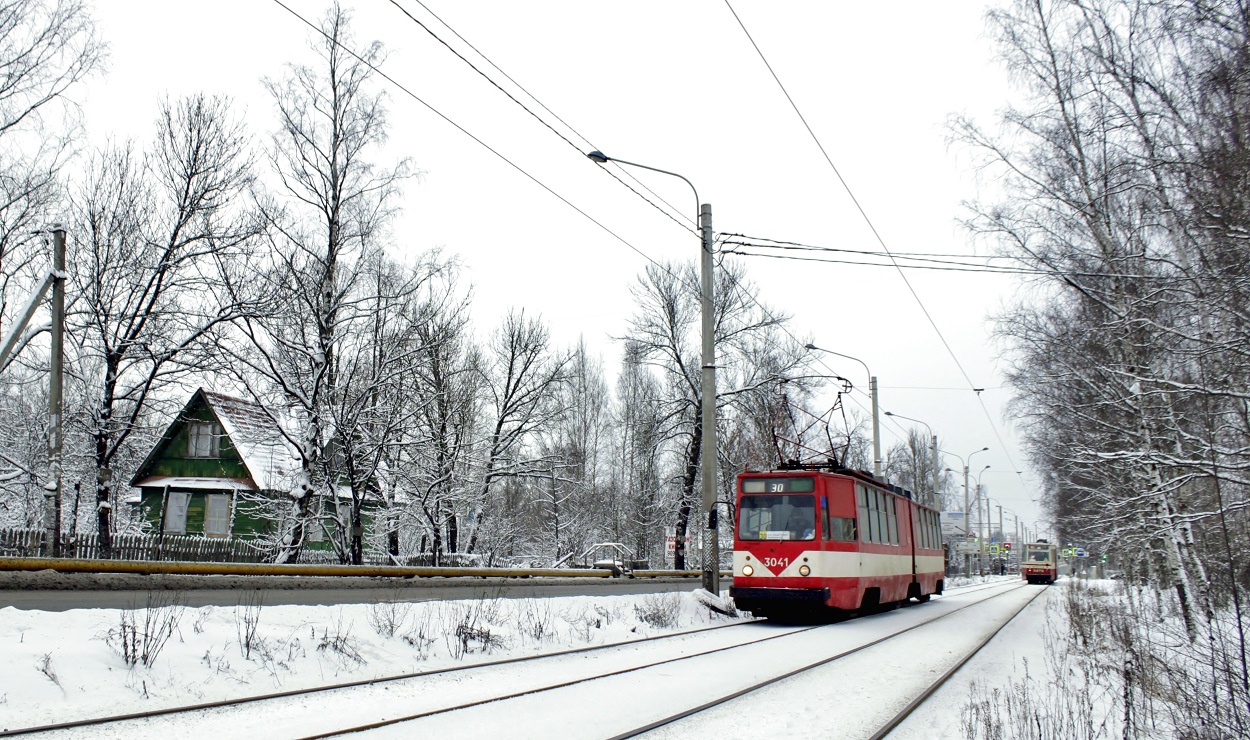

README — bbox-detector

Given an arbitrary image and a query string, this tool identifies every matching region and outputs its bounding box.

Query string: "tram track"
[866,584,1047,740]
[607,580,1037,739]
[5,579,1030,739]
[273,580,1029,738]
[1,618,777,738]
[299,581,1034,739]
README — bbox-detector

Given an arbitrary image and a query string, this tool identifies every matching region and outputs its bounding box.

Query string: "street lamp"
[882,411,939,506]
[587,151,719,594]
[805,343,880,479]
[941,446,989,576]
[976,464,991,573]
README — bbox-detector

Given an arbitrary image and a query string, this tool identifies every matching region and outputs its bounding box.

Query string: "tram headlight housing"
[742,564,754,576]
[798,564,811,577]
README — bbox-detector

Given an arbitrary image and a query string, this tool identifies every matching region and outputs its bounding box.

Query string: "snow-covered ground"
[1,576,1052,738]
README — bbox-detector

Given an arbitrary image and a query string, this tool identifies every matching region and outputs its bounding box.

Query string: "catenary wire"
[723,234,1176,279]
[268,0,708,302]
[401,0,698,229]
[278,1,1009,493]
[722,0,1029,485]
[724,247,1042,275]
[383,0,698,235]
[382,0,980,460]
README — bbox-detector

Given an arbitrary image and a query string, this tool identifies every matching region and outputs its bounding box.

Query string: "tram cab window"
[738,494,816,541]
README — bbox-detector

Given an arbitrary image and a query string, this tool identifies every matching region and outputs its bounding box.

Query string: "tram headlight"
[742,564,754,576]
[798,564,811,577]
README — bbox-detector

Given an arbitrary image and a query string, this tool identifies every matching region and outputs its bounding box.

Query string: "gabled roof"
[130,388,298,493]
[200,390,298,491]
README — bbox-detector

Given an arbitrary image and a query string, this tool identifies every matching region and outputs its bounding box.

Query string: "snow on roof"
[132,475,255,491]
[201,391,298,492]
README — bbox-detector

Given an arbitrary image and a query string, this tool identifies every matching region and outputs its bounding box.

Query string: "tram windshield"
[1026,546,1053,562]
[738,494,816,541]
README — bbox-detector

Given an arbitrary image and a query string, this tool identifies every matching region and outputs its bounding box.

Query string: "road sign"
[1076,547,1087,558]
[989,544,1001,555]
[665,535,691,553]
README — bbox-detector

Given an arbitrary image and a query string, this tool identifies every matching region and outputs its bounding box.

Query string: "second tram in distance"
[729,464,945,619]
[1021,541,1059,584]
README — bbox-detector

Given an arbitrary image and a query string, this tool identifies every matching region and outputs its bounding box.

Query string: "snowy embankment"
[0,587,744,731]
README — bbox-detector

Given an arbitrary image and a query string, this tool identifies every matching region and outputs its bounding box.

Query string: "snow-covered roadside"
[0,588,745,731]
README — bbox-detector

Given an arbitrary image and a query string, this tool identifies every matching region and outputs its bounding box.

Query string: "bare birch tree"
[0,0,101,517]
[67,94,258,555]
[233,4,411,562]
[623,259,790,568]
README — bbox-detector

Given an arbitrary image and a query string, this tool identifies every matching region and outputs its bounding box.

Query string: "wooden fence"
[0,529,269,563]
[0,528,491,567]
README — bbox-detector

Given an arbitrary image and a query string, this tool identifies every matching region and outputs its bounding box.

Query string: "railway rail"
[610,581,1043,739]
[3,578,1030,739]
[865,584,1045,739]
[0,618,780,738]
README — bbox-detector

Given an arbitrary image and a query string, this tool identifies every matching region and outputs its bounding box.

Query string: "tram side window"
[869,490,880,543]
[856,485,871,543]
[874,491,885,543]
[877,491,890,544]
[856,485,902,545]
[828,517,857,541]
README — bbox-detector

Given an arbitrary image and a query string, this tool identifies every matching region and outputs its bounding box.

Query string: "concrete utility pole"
[0,227,67,555]
[698,202,718,595]
[959,465,970,575]
[947,447,988,576]
[48,226,66,557]
[869,376,881,478]
[930,435,939,508]
[586,151,719,594]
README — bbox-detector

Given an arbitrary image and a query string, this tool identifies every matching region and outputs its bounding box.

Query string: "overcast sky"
[81,1,1048,538]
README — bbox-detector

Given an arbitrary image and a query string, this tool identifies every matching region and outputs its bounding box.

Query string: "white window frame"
[187,422,221,459]
[164,490,190,534]
[204,494,230,537]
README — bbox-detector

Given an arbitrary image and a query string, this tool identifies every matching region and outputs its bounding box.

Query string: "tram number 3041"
[763,557,790,570]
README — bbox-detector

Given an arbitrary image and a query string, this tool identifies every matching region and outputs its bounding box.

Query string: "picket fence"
[0,528,491,567]
[0,528,268,563]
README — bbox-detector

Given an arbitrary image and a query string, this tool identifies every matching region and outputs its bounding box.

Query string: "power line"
[384,0,698,235]
[268,0,695,294]
[724,234,1176,279]
[723,246,1052,275]
[722,0,1029,480]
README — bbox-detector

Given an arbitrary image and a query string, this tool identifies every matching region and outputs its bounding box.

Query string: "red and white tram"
[1021,542,1059,584]
[729,465,945,618]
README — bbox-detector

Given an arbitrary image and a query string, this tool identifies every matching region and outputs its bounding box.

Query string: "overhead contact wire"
[723,0,1028,477]
[269,0,692,293]
[385,0,698,235]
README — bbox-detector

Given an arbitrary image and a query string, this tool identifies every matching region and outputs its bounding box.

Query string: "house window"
[187,422,221,458]
[205,494,230,536]
[163,490,189,534]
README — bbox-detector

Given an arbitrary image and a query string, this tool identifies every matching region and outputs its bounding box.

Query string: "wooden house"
[129,389,297,539]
